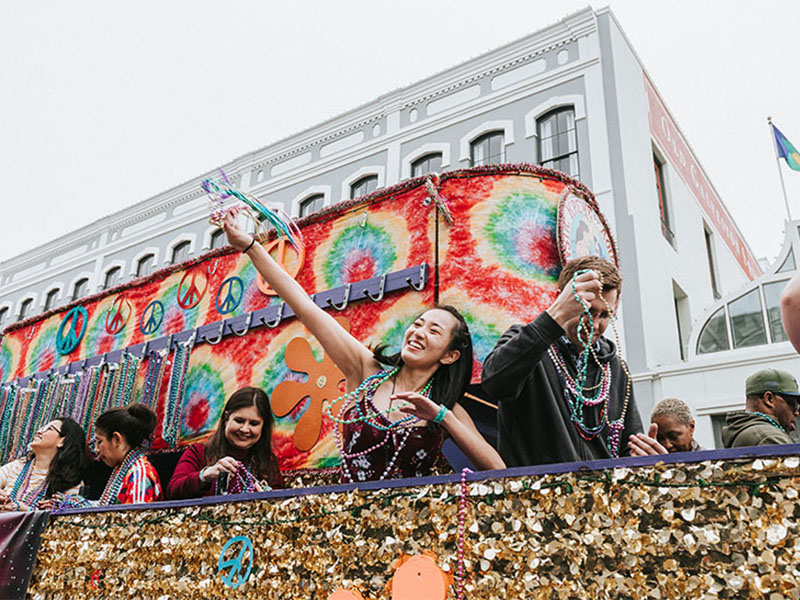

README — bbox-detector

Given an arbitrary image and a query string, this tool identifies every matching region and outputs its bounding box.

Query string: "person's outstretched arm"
[224,208,375,384]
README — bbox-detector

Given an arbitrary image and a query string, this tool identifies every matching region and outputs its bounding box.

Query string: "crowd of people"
[1,208,798,512]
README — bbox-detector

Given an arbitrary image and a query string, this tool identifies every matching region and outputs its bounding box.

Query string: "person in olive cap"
[722,368,800,448]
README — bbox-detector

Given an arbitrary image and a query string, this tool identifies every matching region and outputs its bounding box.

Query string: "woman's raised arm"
[224,209,375,383]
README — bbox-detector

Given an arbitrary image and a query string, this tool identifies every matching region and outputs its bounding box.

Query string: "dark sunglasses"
[777,394,800,413]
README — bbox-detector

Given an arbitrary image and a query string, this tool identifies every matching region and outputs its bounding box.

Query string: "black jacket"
[481,311,643,467]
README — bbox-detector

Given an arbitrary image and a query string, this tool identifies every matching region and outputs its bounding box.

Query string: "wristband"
[242,238,256,254]
[198,467,209,484]
[432,404,448,424]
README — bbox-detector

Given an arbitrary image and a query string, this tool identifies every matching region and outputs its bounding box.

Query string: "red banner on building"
[644,75,761,280]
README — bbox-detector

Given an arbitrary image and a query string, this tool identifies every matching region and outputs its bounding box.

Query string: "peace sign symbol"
[217,535,254,589]
[216,276,244,315]
[256,237,306,296]
[177,266,208,309]
[105,295,132,335]
[139,300,164,335]
[56,306,88,355]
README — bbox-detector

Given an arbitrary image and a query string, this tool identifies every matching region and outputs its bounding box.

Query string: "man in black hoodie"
[481,256,643,467]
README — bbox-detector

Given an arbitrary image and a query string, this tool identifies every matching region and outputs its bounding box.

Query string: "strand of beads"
[64,372,85,421]
[51,376,71,418]
[326,368,431,431]
[456,467,473,600]
[215,461,261,495]
[16,383,44,459]
[140,347,167,410]
[50,493,94,514]
[36,373,62,433]
[363,379,431,432]
[98,364,119,415]
[334,419,413,482]
[325,369,396,425]
[162,334,195,448]
[752,411,785,432]
[0,384,18,463]
[7,388,32,461]
[81,367,104,449]
[9,458,49,508]
[548,347,610,406]
[112,353,130,408]
[548,346,611,436]
[113,351,141,409]
[98,447,146,505]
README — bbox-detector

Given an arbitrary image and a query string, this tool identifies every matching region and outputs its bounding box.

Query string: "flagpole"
[768,116,793,221]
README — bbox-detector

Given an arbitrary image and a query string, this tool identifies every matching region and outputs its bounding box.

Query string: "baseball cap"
[745,368,800,398]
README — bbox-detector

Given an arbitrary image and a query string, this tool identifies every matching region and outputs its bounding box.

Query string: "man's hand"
[628,423,668,456]
[546,270,602,330]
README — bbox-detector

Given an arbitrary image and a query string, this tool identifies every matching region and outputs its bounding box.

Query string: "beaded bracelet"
[433,405,448,424]
[242,238,256,254]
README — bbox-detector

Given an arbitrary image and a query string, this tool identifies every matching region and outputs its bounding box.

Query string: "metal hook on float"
[202,321,225,345]
[326,283,351,311]
[260,301,285,329]
[229,313,252,337]
[365,274,387,302]
[406,264,427,292]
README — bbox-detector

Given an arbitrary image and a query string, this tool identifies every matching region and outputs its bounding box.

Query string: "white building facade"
[0,7,761,437]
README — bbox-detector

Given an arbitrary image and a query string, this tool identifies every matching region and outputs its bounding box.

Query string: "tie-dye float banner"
[0,164,615,471]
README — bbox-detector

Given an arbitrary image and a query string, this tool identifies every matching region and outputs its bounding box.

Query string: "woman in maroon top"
[223,208,504,482]
[167,387,283,499]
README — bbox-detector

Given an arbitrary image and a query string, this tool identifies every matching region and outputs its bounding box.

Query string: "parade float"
[1,165,798,599]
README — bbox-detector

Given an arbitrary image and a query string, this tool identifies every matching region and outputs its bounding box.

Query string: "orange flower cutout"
[271,319,348,452]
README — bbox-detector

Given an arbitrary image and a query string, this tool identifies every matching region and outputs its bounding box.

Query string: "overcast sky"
[2,1,799,269]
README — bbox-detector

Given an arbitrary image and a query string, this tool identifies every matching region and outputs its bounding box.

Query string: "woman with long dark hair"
[223,208,504,482]
[93,403,162,505]
[0,417,87,511]
[167,387,283,499]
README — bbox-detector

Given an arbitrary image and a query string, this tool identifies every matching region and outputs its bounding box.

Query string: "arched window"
[18,298,33,321]
[537,108,578,177]
[299,194,324,218]
[72,278,89,301]
[470,131,505,167]
[136,254,156,278]
[210,229,226,250]
[104,267,122,290]
[350,175,378,199]
[411,153,443,177]
[171,241,191,264]
[697,306,730,354]
[44,289,60,311]
[0,307,8,327]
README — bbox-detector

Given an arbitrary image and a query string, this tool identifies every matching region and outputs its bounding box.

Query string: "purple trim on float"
[57,442,800,515]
